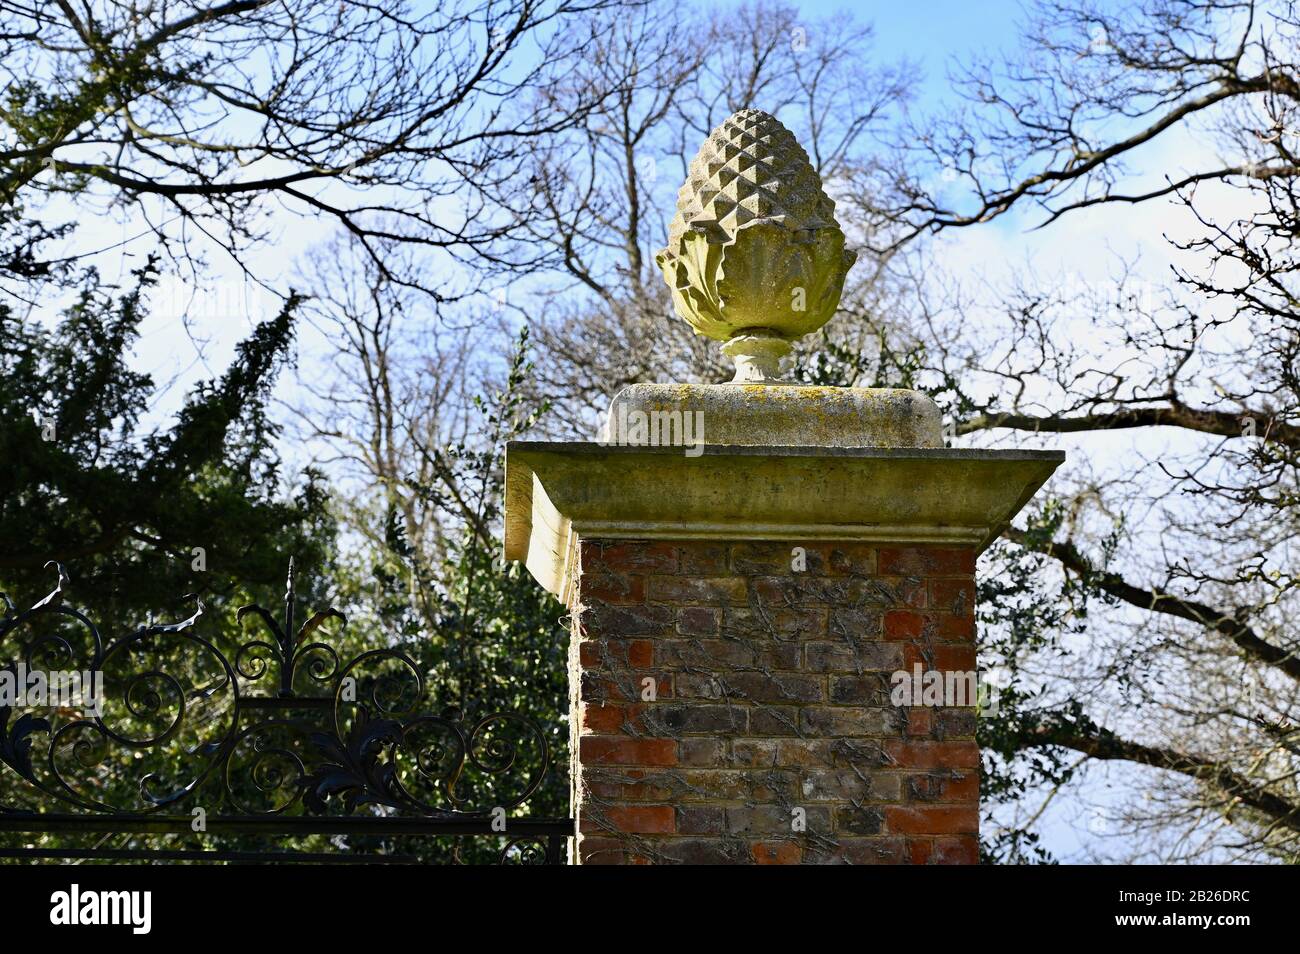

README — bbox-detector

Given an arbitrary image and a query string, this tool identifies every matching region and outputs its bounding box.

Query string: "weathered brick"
[800,769,901,802]
[676,606,720,636]
[642,703,747,734]
[581,702,628,734]
[583,540,678,574]
[727,805,831,834]
[653,839,750,864]
[581,566,644,604]
[829,673,893,706]
[907,771,979,803]
[581,805,675,834]
[826,544,877,577]
[657,638,755,669]
[721,606,827,640]
[677,806,726,834]
[835,806,885,835]
[646,576,748,604]
[678,544,728,575]
[671,769,794,801]
[934,613,975,641]
[928,645,977,671]
[627,640,654,668]
[582,769,676,802]
[577,836,639,865]
[572,537,980,865]
[731,738,779,767]
[936,707,978,738]
[931,578,976,617]
[828,607,883,640]
[806,640,902,673]
[678,737,725,766]
[931,834,979,864]
[800,706,891,737]
[775,739,839,767]
[878,546,975,577]
[580,671,671,703]
[834,837,908,865]
[749,705,799,735]
[904,708,933,737]
[732,542,826,575]
[678,670,824,703]
[580,602,675,637]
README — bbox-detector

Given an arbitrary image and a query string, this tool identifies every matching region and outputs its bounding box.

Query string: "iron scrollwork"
[0,560,566,863]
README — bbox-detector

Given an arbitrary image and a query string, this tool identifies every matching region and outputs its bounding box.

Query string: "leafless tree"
[870,0,1300,861]
[0,0,621,295]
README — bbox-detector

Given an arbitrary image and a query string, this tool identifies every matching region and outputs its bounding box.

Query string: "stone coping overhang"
[504,441,1065,601]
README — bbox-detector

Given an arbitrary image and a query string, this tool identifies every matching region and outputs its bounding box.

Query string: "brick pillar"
[572,538,980,865]
[503,387,1062,865]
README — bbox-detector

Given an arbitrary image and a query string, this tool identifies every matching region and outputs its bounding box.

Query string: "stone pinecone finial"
[655,108,857,383]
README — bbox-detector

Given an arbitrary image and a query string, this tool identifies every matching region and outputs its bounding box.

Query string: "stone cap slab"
[504,442,1065,601]
[604,383,944,448]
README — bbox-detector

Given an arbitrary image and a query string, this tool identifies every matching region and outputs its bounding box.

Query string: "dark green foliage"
[0,219,332,622]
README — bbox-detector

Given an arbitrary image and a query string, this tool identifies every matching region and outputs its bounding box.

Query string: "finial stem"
[721,333,792,384]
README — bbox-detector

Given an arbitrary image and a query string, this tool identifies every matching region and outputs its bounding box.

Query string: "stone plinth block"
[604,383,944,450]
[504,443,1063,604]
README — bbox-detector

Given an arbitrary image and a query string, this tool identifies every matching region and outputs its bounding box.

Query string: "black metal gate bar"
[0,561,575,864]
[0,848,427,864]
[0,814,575,837]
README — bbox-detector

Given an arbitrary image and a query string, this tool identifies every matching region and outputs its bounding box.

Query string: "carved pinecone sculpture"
[655,108,857,348]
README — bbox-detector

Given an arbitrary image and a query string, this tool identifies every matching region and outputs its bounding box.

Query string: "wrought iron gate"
[0,561,572,864]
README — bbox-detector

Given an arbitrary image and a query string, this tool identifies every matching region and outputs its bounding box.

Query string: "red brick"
[884,610,926,640]
[579,641,602,668]
[581,703,628,734]
[935,614,974,640]
[908,771,979,802]
[905,708,933,736]
[826,545,877,576]
[931,578,976,616]
[884,805,979,835]
[931,645,976,671]
[932,834,979,864]
[885,740,980,769]
[582,805,675,834]
[582,570,644,604]
[627,639,653,668]
[579,736,677,766]
[578,837,638,865]
[751,841,803,864]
